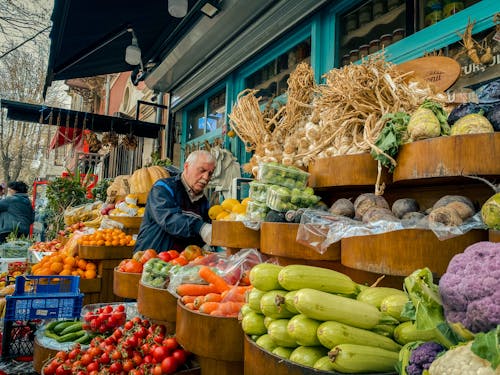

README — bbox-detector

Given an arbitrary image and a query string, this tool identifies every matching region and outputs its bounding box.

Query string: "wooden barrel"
[113,268,141,299]
[308,153,391,188]
[393,133,500,182]
[78,245,134,260]
[341,229,488,276]
[212,221,260,249]
[244,335,396,375]
[33,336,59,374]
[137,281,177,323]
[490,230,500,243]
[176,300,243,375]
[260,222,340,261]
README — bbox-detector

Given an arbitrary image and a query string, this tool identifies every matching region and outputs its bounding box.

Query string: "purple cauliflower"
[438,241,500,333]
[406,341,445,375]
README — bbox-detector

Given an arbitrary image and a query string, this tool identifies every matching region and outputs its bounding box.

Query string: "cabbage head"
[481,192,500,230]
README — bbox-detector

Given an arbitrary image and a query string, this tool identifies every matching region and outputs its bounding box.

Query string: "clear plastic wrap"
[167,249,268,297]
[296,209,487,254]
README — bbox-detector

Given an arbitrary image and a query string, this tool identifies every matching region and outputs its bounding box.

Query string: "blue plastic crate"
[12,275,80,295]
[4,275,83,321]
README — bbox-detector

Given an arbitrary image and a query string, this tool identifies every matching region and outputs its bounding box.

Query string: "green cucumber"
[56,329,86,343]
[59,322,84,336]
[74,332,91,344]
[44,330,61,340]
[45,321,60,333]
[53,321,78,335]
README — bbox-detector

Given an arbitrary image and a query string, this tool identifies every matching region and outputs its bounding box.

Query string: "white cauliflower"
[428,342,500,375]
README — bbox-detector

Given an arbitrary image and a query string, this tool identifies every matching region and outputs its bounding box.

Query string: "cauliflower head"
[438,241,500,333]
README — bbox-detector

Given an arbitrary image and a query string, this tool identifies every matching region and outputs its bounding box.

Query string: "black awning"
[0,99,163,139]
[45,0,206,92]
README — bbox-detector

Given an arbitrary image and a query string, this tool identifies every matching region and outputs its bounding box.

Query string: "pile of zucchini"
[44,320,92,345]
[242,264,411,373]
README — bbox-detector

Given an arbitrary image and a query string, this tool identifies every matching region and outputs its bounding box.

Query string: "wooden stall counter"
[176,300,243,375]
[137,281,177,334]
[108,215,143,235]
[212,220,260,255]
[113,268,141,299]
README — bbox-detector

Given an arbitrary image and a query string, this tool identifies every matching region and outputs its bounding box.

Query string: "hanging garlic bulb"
[283,138,298,154]
[325,146,337,157]
[299,137,310,150]
[305,122,321,142]
[294,159,304,168]
[282,156,294,166]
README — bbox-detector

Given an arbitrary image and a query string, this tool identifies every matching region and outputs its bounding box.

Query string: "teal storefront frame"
[178,0,499,166]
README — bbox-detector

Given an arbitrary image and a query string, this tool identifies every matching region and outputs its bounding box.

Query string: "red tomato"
[181,245,202,261]
[109,362,122,373]
[140,249,158,264]
[86,362,99,372]
[163,337,178,351]
[99,352,110,364]
[80,353,92,366]
[161,356,179,374]
[152,346,169,362]
[152,365,163,375]
[157,252,172,262]
[167,250,180,259]
[172,349,188,365]
[170,255,188,266]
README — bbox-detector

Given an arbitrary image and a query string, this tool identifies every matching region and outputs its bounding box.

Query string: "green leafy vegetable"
[370,112,410,172]
[471,325,500,369]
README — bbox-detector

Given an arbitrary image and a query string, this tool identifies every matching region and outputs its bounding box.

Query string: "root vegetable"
[354,193,390,220]
[432,195,474,211]
[445,201,475,220]
[362,207,398,223]
[329,198,355,218]
[428,206,463,226]
[391,198,420,219]
[401,211,426,221]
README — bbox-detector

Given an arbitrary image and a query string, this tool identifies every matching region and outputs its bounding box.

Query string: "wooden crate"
[97,259,125,303]
[80,277,102,306]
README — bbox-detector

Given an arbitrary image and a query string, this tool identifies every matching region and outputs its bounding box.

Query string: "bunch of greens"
[370,112,410,172]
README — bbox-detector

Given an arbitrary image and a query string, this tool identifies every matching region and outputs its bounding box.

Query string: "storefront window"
[245,38,311,103]
[207,90,226,133]
[187,103,205,141]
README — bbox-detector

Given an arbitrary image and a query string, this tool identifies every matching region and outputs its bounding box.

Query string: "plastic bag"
[296,209,487,254]
[100,216,125,230]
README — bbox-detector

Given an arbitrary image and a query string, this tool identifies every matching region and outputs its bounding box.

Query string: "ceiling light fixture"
[125,29,145,71]
[168,0,188,18]
[200,1,221,18]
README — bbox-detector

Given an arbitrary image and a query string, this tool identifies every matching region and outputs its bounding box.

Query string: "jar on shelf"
[387,0,403,11]
[346,12,358,32]
[380,34,393,48]
[392,28,405,43]
[424,0,443,26]
[341,54,351,66]
[443,0,464,18]
[349,49,360,63]
[359,44,370,59]
[358,3,372,26]
[373,0,386,18]
[369,39,381,54]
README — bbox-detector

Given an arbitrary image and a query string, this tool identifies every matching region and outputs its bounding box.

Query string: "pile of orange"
[76,228,135,247]
[31,251,98,279]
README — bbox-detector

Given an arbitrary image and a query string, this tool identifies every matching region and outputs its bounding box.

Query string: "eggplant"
[485,102,500,131]
[447,103,485,125]
[476,78,500,104]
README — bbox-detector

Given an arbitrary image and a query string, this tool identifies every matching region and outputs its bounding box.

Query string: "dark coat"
[133,174,210,253]
[0,193,35,236]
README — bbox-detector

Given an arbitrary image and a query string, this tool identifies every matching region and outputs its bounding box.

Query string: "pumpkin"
[107,175,131,198]
[129,166,170,194]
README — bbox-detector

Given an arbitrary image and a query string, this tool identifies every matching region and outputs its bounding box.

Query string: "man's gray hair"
[185,149,216,165]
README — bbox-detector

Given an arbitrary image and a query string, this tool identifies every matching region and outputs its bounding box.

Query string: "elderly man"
[134,150,216,253]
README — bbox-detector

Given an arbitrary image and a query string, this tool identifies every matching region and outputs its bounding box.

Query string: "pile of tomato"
[82,304,127,334]
[42,317,190,375]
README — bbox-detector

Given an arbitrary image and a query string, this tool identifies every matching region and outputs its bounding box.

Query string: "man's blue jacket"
[133,174,209,253]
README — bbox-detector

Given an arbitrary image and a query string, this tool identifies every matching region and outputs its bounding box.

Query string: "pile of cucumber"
[44,320,93,345]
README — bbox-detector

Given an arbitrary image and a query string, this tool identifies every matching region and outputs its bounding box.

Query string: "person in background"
[0,181,35,243]
[134,150,216,253]
[0,183,5,199]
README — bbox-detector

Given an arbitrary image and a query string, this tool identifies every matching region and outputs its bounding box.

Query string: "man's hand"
[199,223,212,245]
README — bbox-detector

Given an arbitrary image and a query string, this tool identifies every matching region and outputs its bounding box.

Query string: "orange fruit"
[84,269,96,279]
[111,239,119,247]
[96,240,105,246]
[64,256,76,267]
[86,262,96,271]
[50,262,63,274]
[59,269,72,276]
[77,259,87,270]
[105,241,112,246]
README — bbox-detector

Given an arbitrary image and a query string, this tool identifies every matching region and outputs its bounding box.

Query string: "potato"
[354,193,390,220]
[428,206,463,226]
[329,198,355,218]
[391,198,420,219]
[362,207,398,223]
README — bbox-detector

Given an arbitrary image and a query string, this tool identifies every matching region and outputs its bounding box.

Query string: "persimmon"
[50,262,64,274]
[84,269,97,279]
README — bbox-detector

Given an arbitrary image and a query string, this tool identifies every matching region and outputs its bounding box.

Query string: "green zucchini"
[380,294,410,322]
[317,321,401,352]
[249,263,283,291]
[267,319,297,348]
[313,356,335,371]
[247,288,266,313]
[287,314,321,346]
[393,321,436,345]
[356,287,407,308]
[284,290,299,314]
[289,346,328,368]
[328,343,399,373]
[260,290,294,319]
[241,311,267,336]
[278,265,359,295]
[294,288,386,329]
[272,346,294,359]
[255,334,277,352]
